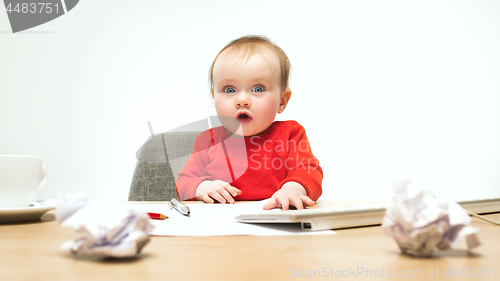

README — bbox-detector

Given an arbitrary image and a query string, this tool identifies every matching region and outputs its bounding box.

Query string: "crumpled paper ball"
[55,192,154,258]
[382,181,481,257]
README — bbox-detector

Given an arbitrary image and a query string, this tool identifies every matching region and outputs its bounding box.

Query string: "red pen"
[147,212,168,220]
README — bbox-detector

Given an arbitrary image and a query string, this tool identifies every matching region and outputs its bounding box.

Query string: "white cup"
[0,155,48,208]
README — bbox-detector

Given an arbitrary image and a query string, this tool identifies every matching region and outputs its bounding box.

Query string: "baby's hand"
[263,182,315,210]
[196,180,242,204]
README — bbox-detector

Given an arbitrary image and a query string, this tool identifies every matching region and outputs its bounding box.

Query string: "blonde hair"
[209,35,291,94]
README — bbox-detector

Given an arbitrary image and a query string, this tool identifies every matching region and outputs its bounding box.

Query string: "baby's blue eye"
[252,86,264,93]
[224,87,236,94]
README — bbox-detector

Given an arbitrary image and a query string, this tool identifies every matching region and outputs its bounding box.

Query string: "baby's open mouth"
[237,112,252,125]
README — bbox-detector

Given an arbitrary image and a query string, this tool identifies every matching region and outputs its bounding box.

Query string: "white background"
[1,0,499,201]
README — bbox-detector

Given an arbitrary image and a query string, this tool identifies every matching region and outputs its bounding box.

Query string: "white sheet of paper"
[130,200,336,237]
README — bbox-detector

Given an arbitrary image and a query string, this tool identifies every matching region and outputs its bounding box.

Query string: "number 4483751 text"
[5,3,60,14]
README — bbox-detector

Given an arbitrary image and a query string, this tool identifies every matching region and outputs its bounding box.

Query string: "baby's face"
[212,51,288,137]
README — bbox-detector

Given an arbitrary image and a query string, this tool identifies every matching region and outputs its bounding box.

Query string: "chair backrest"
[128,131,199,201]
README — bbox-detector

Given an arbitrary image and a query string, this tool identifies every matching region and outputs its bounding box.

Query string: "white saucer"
[0,199,58,223]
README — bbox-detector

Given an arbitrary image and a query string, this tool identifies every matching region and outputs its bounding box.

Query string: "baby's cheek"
[260,103,279,120]
[262,111,276,122]
[214,100,231,116]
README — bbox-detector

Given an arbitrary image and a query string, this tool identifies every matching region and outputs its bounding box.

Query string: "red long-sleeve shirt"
[176,120,323,201]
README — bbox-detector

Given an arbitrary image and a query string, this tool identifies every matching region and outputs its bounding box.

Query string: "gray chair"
[128,131,199,201]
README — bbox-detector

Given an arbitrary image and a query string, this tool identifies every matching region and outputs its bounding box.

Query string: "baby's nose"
[235,93,251,107]
[237,100,250,107]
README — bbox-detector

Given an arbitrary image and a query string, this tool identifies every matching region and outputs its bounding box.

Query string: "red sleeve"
[279,123,323,201]
[175,132,213,201]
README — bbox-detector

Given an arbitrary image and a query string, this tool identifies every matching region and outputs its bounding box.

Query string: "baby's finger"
[219,182,241,197]
[227,187,242,197]
[202,193,214,203]
[278,197,290,211]
[290,196,304,210]
[216,187,235,204]
[208,190,227,203]
[262,197,278,210]
[299,195,315,206]
[231,187,242,196]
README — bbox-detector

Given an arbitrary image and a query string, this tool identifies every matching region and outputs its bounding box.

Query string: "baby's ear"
[278,89,292,113]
